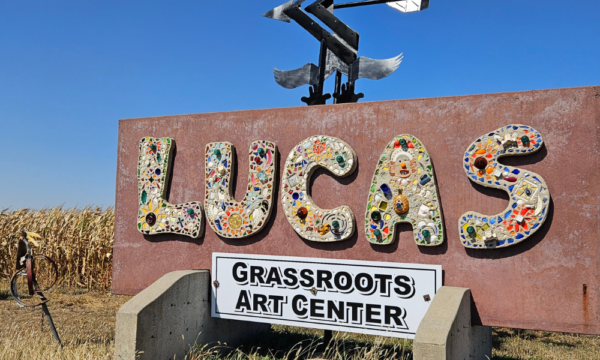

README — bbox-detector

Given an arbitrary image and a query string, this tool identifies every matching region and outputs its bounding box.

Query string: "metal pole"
[323,329,333,349]
[333,71,343,104]
[41,302,62,347]
[41,303,62,347]
[316,39,328,98]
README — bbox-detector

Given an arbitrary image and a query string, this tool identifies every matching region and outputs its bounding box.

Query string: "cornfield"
[0,207,114,291]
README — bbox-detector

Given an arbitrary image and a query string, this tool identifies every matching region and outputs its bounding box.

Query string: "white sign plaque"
[211,253,442,339]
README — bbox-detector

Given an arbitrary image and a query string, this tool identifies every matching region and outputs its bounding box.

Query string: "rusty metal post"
[41,302,62,347]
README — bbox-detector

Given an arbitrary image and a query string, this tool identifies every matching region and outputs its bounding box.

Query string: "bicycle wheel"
[32,255,59,292]
[10,270,43,307]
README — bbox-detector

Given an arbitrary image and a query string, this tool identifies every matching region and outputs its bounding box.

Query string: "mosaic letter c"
[282,136,357,242]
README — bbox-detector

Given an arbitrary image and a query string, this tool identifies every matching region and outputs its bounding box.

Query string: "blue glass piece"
[465,165,470,171]
[420,175,432,185]
[513,126,518,130]
[483,218,488,223]
[370,224,377,230]
[516,234,524,240]
[490,218,496,225]
[533,176,541,182]
[498,240,506,245]
[292,192,299,200]
[254,187,260,192]
[155,169,161,175]
[488,181,492,184]
[215,220,222,231]
[512,203,518,209]
[463,217,467,221]
[488,133,495,136]
[495,182,501,185]
[509,185,515,192]
[525,231,530,235]
[461,235,465,239]
[468,215,473,218]
[512,169,520,174]
[380,184,393,199]
[532,223,540,230]
[508,239,514,244]
[224,160,228,168]
[465,158,470,163]
[471,175,478,181]
[505,212,511,220]
[467,242,472,246]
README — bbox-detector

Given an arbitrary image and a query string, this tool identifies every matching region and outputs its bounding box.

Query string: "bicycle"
[9,230,62,346]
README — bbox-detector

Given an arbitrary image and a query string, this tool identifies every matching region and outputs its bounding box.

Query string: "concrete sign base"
[114,270,269,360]
[414,287,492,360]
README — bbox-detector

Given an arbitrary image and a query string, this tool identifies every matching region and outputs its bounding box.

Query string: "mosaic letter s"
[205,141,277,238]
[459,125,551,249]
[365,135,444,246]
[137,137,204,238]
[282,136,357,242]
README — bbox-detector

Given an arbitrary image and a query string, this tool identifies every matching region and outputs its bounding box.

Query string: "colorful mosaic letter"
[365,135,444,246]
[282,136,357,242]
[459,125,551,249]
[137,137,204,238]
[205,141,277,238]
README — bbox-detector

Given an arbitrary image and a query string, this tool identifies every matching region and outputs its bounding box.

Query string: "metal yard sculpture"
[10,231,62,346]
[263,0,429,105]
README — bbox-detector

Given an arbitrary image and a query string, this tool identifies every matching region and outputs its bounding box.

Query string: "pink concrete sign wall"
[113,86,600,334]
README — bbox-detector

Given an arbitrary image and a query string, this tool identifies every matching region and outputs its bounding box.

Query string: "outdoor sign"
[211,253,442,339]
[114,87,600,335]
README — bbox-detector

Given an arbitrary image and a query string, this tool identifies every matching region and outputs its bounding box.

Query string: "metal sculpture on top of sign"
[263,0,429,105]
[458,125,551,249]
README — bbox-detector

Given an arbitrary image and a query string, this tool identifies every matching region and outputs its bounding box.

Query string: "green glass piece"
[157,153,162,163]
[399,139,407,146]
[373,229,382,237]
[371,211,382,222]
[141,190,147,204]
[422,230,431,238]
[332,221,340,229]
[336,155,344,163]
[150,144,157,153]
[214,149,221,158]
[467,226,476,235]
[258,148,266,156]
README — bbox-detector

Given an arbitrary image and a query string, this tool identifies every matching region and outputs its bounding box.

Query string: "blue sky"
[1,1,598,209]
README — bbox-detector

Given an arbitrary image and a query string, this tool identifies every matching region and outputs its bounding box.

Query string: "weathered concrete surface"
[413,287,492,360]
[114,86,600,334]
[114,270,269,360]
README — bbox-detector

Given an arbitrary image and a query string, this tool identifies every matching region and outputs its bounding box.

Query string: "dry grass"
[0,283,130,360]
[0,207,114,291]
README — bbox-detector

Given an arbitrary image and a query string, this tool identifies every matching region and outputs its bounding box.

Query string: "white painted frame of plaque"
[211,253,442,339]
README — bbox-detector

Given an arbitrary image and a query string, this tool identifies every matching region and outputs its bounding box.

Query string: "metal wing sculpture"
[264,0,427,105]
[274,51,403,89]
